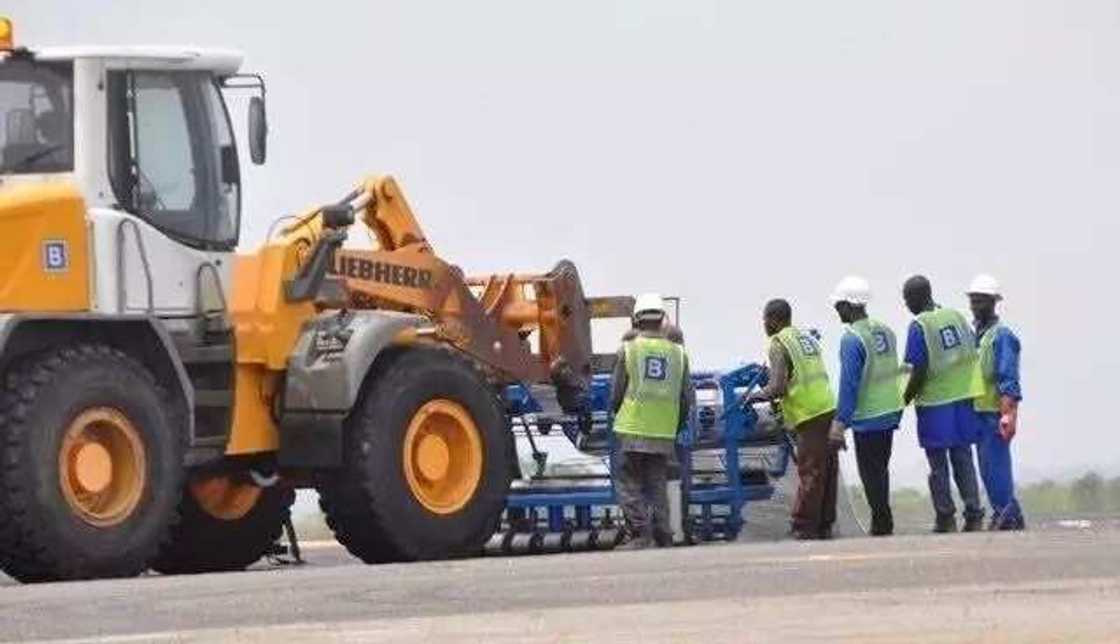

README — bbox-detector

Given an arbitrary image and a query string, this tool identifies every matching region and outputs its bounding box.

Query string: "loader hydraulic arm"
[271,176,607,404]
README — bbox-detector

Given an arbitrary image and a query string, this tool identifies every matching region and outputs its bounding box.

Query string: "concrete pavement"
[1,525,1117,642]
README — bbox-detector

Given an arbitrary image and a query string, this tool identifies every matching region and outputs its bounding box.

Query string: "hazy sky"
[13,1,1120,485]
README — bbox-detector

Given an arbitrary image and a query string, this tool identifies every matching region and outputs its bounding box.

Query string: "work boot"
[989,516,1026,532]
[870,517,894,536]
[932,515,957,533]
[615,536,652,551]
[963,515,985,533]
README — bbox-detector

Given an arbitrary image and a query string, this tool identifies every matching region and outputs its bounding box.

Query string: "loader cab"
[0,44,266,318]
[0,49,265,236]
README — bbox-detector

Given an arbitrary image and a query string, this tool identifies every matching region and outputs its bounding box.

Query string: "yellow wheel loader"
[0,20,616,582]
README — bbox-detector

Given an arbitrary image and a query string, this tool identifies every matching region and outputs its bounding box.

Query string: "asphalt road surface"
[1,524,1118,643]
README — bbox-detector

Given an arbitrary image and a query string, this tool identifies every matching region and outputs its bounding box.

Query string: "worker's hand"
[828,420,848,451]
[998,397,1019,442]
[998,414,1016,441]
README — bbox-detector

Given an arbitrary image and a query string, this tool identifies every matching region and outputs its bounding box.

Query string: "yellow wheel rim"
[58,407,146,528]
[402,399,483,515]
[190,476,262,521]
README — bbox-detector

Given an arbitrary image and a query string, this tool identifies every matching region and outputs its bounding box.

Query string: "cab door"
[103,69,240,449]
[104,69,240,316]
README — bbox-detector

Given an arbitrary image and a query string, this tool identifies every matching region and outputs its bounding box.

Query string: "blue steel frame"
[499,362,792,548]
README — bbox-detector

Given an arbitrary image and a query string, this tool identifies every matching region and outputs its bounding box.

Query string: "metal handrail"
[114,218,154,314]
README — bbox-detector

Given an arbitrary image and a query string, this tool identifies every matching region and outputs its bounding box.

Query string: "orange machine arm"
[246,175,628,393]
[353,176,433,254]
[326,177,601,389]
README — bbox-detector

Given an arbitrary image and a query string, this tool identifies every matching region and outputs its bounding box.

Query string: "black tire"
[318,347,511,563]
[151,479,295,575]
[0,345,184,582]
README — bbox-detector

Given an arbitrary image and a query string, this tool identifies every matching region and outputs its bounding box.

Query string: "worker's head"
[632,292,666,332]
[831,275,871,324]
[763,298,792,336]
[902,275,933,316]
[967,273,1002,322]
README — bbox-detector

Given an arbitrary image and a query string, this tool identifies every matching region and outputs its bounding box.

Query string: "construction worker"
[610,293,692,550]
[830,277,904,536]
[745,299,839,540]
[967,274,1025,530]
[901,275,985,533]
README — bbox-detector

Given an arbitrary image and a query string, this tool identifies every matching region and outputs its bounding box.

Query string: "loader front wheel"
[318,347,511,563]
[151,474,295,575]
[0,345,184,583]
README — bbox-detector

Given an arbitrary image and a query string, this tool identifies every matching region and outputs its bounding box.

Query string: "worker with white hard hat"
[744,298,838,540]
[610,293,693,549]
[901,275,985,534]
[830,276,904,536]
[967,274,1025,530]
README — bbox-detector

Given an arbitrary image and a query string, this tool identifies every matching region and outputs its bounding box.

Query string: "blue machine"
[488,362,793,555]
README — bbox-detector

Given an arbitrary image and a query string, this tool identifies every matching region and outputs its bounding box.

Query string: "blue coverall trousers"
[976,412,1024,529]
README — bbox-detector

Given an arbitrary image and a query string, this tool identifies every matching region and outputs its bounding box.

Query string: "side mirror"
[248,96,267,165]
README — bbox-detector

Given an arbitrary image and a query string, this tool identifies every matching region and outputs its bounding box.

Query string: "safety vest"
[614,335,686,440]
[773,326,836,428]
[914,308,981,407]
[847,318,905,422]
[972,322,1005,413]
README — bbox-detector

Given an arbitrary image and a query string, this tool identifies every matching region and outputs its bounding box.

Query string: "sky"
[11,1,1120,487]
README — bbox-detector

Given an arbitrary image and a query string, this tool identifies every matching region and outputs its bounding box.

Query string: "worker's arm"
[678,352,693,429]
[993,327,1023,440]
[610,346,629,415]
[747,341,790,403]
[834,331,865,428]
[902,321,927,405]
[993,327,1022,402]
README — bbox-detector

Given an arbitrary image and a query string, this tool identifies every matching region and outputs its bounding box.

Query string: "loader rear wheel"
[318,347,511,563]
[0,345,184,583]
[151,474,295,575]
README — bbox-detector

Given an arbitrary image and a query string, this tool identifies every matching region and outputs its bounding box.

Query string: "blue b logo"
[872,331,890,355]
[42,240,68,273]
[939,326,961,350]
[644,356,668,381]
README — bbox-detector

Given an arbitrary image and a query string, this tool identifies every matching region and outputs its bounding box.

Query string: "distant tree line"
[865,472,1120,519]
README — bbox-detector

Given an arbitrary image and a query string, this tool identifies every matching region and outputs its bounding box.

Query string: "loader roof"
[19,46,243,75]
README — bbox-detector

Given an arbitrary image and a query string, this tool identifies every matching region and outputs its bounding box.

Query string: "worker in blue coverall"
[967,274,1025,530]
[830,276,904,536]
[901,275,985,533]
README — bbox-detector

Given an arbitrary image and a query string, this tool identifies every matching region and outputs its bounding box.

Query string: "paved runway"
[0,524,1118,642]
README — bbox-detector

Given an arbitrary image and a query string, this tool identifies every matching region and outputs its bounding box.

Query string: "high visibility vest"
[614,335,686,440]
[972,322,1005,413]
[773,326,836,428]
[914,308,981,407]
[848,318,905,422]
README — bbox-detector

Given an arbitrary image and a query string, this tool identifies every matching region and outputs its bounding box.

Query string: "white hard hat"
[831,275,872,305]
[633,292,666,318]
[966,274,1002,300]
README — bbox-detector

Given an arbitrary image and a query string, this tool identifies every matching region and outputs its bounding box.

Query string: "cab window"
[0,58,73,174]
[107,70,240,249]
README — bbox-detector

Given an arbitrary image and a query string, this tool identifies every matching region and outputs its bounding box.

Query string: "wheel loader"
[0,20,618,582]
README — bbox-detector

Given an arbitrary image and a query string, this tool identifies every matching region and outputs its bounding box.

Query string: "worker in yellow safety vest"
[610,293,693,550]
[745,299,839,540]
[901,275,985,533]
[830,276,905,536]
